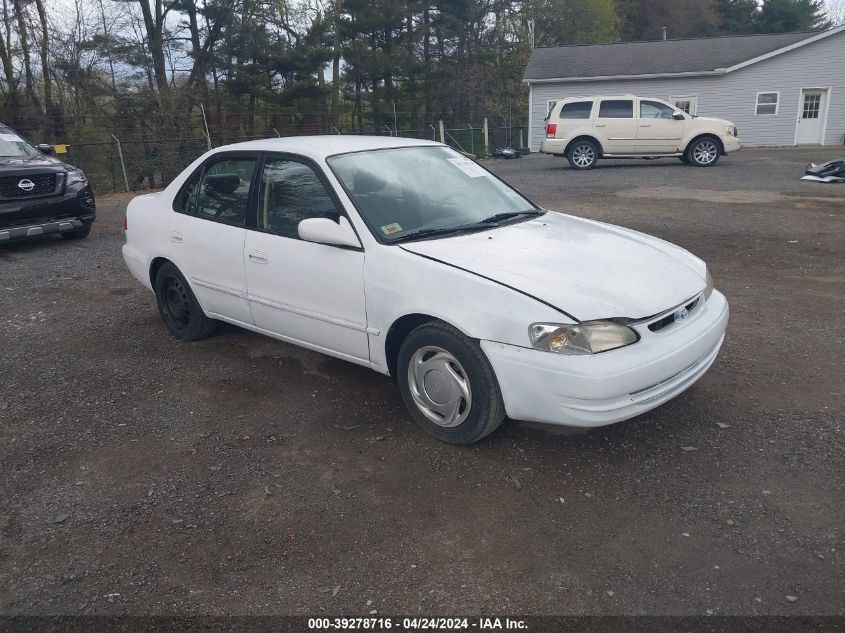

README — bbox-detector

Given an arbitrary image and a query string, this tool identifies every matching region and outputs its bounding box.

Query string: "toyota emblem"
[674,307,689,321]
[17,178,35,192]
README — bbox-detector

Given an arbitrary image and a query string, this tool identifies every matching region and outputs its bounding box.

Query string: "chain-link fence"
[61,122,528,195]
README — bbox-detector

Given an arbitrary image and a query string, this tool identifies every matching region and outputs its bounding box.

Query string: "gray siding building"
[524,27,845,151]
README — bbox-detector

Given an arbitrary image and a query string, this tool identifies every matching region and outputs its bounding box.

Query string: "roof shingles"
[523,31,820,81]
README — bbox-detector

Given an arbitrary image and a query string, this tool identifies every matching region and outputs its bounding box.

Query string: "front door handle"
[248,251,269,265]
[595,123,607,128]
[169,230,183,243]
[639,123,652,127]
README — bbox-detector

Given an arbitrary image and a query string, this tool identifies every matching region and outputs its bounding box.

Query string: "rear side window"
[598,100,633,118]
[560,102,593,119]
[195,158,256,226]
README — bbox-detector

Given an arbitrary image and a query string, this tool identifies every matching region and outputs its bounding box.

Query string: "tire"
[61,221,92,240]
[397,320,506,444]
[679,155,690,164]
[154,262,217,341]
[685,137,720,167]
[566,139,599,170]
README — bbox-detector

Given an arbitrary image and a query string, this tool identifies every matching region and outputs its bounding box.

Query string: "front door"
[636,99,685,153]
[243,154,369,364]
[595,99,636,154]
[167,153,257,326]
[796,89,827,144]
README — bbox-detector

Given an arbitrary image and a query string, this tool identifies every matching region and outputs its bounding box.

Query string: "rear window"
[559,101,593,119]
[598,100,633,118]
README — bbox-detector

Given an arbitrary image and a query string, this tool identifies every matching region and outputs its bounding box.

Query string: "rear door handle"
[169,230,183,243]
[248,251,269,265]
[639,123,652,127]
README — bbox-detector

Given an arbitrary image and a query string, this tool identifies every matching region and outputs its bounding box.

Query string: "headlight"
[529,321,638,355]
[66,169,87,187]
[724,125,736,137]
[704,269,715,300]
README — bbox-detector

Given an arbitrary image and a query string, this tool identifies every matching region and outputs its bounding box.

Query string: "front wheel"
[567,140,599,170]
[397,321,506,444]
[686,137,720,167]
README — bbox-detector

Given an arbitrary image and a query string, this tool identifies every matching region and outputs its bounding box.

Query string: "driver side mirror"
[672,112,685,120]
[36,143,54,155]
[298,216,361,249]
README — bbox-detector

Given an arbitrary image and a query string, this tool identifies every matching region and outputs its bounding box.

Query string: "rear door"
[636,99,684,153]
[596,99,636,153]
[167,153,257,325]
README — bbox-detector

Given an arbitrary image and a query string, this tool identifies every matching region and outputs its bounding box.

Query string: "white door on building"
[795,89,827,144]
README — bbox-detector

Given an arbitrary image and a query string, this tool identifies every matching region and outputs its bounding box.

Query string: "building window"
[755,92,779,116]
[546,100,558,119]
[671,96,697,115]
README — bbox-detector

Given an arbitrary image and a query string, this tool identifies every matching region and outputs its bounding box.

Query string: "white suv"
[541,95,741,169]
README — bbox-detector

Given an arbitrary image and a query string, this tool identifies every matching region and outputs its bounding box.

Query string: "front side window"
[195,158,256,225]
[639,100,676,119]
[598,100,633,118]
[258,158,339,239]
[560,101,593,119]
[755,92,779,116]
[328,146,539,243]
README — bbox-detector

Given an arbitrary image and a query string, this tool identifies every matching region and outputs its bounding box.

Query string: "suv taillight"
[123,214,127,231]
[546,123,557,138]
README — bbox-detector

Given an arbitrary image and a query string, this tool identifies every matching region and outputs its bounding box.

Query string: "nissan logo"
[674,307,690,321]
[17,178,35,192]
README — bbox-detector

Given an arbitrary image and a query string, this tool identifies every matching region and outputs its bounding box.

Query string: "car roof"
[212,135,442,161]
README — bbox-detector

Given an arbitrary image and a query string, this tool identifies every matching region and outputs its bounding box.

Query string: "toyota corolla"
[122,136,729,444]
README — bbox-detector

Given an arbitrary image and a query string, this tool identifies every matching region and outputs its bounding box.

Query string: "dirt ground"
[1,146,843,617]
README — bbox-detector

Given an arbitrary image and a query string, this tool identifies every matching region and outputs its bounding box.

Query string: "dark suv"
[0,124,95,243]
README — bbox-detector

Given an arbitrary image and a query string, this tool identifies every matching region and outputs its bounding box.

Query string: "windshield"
[327,146,540,242]
[0,130,40,157]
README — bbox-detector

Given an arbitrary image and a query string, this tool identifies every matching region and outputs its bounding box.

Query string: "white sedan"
[123,136,729,444]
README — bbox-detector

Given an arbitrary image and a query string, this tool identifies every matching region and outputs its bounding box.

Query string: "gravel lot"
[1,146,843,616]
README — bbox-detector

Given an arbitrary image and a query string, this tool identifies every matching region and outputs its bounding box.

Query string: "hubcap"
[164,277,191,328]
[693,140,718,165]
[407,346,472,427]
[572,144,595,167]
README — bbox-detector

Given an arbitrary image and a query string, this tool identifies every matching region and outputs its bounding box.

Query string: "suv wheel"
[154,262,217,341]
[567,140,599,170]
[686,137,720,167]
[397,321,506,444]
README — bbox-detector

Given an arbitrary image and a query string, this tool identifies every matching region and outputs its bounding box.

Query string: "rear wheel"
[686,137,720,167]
[154,262,217,341]
[567,139,599,170]
[397,321,505,444]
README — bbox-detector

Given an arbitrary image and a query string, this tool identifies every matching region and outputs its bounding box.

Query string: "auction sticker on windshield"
[447,156,488,178]
[381,222,403,235]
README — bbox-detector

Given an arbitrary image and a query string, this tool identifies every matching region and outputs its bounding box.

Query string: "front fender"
[364,246,570,374]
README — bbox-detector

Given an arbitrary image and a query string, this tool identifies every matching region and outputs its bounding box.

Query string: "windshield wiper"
[391,224,489,243]
[479,210,543,224]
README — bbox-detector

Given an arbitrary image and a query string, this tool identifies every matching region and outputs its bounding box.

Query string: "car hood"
[695,115,733,127]
[400,212,706,321]
[0,154,69,173]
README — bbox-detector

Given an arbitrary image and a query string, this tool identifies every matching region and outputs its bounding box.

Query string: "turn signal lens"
[704,269,715,300]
